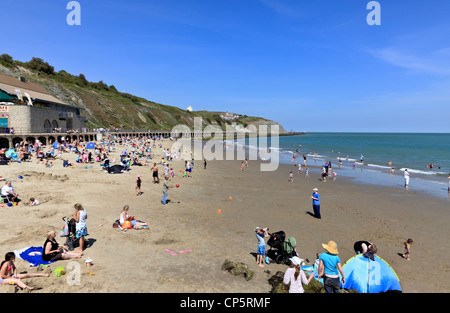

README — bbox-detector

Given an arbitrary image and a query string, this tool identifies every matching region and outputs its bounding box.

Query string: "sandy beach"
[0,137,449,293]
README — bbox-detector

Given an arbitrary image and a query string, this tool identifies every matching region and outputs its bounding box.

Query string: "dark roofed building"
[0,73,87,133]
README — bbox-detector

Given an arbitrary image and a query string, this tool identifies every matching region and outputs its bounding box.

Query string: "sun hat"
[254,227,261,232]
[322,240,339,254]
[289,256,304,266]
[313,188,318,191]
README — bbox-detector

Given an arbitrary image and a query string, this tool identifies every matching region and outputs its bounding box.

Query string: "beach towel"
[301,261,324,284]
[14,246,56,267]
[112,219,148,229]
[108,164,125,174]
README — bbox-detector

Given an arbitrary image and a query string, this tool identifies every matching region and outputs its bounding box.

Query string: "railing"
[0,127,259,136]
[0,127,97,135]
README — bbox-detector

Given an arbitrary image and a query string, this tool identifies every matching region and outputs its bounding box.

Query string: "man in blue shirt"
[310,188,321,219]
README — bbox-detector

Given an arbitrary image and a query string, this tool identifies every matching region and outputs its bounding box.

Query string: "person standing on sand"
[304,167,309,178]
[310,188,321,219]
[136,174,142,196]
[321,166,327,182]
[161,175,174,205]
[255,227,269,268]
[73,203,87,252]
[404,169,410,189]
[152,163,159,184]
[318,241,345,293]
[283,256,314,293]
[402,238,413,260]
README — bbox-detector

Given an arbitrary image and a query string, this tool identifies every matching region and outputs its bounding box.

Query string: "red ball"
[176,184,180,188]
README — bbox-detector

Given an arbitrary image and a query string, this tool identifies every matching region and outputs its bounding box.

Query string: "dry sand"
[0,139,449,293]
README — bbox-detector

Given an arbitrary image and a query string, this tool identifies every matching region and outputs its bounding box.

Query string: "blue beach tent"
[52,142,60,149]
[5,148,17,159]
[341,254,402,293]
[86,142,95,150]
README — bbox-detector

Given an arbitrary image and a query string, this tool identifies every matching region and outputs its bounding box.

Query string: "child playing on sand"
[29,197,40,206]
[255,227,269,268]
[170,168,175,178]
[402,239,413,260]
[241,161,245,172]
[1,252,49,291]
[120,205,148,229]
[136,175,142,196]
[304,167,309,178]
[289,171,294,182]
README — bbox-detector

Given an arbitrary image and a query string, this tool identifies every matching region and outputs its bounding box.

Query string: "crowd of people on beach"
[0,133,197,291]
[254,225,415,293]
[0,133,443,294]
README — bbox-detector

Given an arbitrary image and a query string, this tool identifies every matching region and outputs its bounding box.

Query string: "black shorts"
[43,252,62,262]
[153,171,158,178]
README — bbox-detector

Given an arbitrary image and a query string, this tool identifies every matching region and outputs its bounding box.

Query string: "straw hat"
[322,240,339,254]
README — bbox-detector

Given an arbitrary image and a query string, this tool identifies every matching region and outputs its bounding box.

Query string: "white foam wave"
[398,168,446,176]
[367,164,392,170]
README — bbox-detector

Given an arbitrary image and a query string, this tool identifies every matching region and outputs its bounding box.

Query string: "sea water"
[240,133,450,199]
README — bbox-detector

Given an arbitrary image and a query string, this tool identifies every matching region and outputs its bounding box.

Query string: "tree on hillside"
[26,57,54,75]
[76,73,88,87]
[109,85,118,92]
[0,54,14,67]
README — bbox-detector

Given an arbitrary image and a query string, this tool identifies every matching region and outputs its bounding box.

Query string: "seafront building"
[0,73,89,148]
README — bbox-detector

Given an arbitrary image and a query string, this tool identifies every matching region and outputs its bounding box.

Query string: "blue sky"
[2,0,450,132]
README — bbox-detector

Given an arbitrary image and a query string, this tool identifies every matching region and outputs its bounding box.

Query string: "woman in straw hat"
[318,240,345,293]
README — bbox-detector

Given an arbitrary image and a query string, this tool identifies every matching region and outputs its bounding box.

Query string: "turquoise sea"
[241,133,450,199]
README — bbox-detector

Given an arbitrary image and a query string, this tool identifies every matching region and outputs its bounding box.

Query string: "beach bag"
[60,219,69,237]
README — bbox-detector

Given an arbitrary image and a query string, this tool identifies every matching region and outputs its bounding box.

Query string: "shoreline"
[223,136,450,201]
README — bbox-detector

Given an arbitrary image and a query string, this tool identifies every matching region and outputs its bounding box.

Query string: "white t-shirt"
[1,185,13,196]
[119,212,128,225]
[283,268,309,293]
